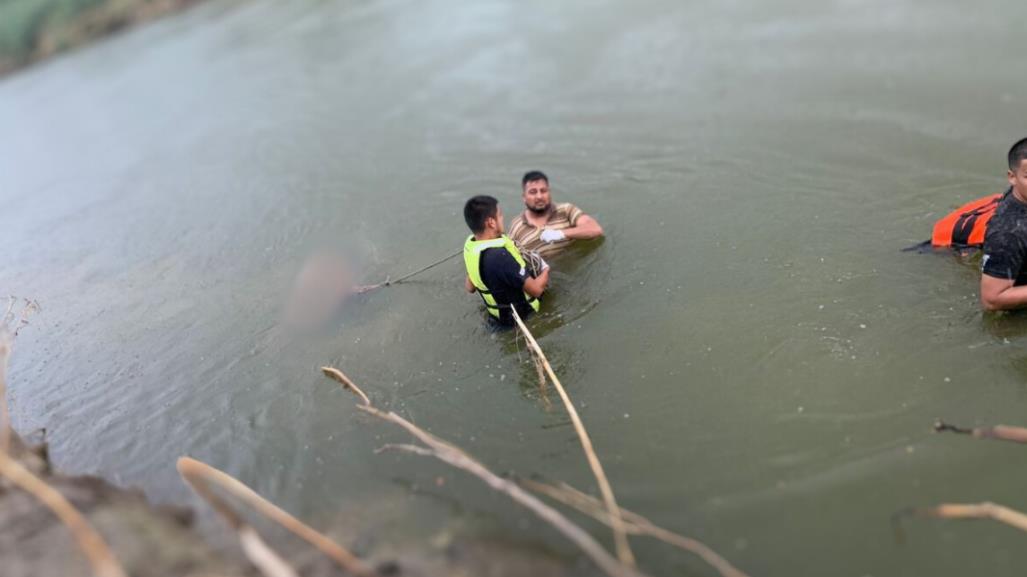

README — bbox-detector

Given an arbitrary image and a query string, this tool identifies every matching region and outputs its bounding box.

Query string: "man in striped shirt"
[507,171,604,258]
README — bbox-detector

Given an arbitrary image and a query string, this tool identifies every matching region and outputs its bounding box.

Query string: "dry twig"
[509,307,636,566]
[177,457,377,577]
[934,419,1027,444]
[893,502,1027,541]
[322,366,646,577]
[321,366,371,406]
[0,450,127,577]
[520,478,751,577]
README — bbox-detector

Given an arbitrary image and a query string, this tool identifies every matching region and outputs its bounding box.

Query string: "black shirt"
[479,247,534,326]
[982,189,1027,285]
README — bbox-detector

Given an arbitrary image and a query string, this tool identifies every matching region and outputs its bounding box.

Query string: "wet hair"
[464,195,499,234]
[1009,138,1027,172]
[522,170,549,188]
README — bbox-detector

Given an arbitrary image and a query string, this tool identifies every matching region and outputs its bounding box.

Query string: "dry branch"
[321,366,371,406]
[934,419,1027,444]
[894,502,1027,540]
[237,525,300,577]
[322,366,647,577]
[521,478,751,577]
[509,307,636,566]
[177,457,377,577]
[0,450,127,577]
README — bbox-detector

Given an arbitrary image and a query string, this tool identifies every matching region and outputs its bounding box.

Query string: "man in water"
[508,170,604,258]
[981,137,1027,311]
[463,195,550,326]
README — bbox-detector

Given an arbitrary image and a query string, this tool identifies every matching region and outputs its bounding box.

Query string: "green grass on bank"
[0,0,189,74]
[0,0,104,59]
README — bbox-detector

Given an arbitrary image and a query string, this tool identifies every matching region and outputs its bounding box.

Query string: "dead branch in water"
[520,478,751,577]
[177,457,377,577]
[893,502,1027,542]
[509,307,636,566]
[0,450,127,577]
[1,298,40,455]
[321,366,371,406]
[934,419,1027,444]
[322,366,647,577]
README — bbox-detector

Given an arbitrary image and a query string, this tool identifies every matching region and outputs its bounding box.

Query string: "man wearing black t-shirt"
[463,195,550,326]
[981,137,1027,311]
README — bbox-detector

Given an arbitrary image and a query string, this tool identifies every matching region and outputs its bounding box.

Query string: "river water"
[3,0,1027,575]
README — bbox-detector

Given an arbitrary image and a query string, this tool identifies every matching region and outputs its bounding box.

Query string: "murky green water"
[4,0,1027,574]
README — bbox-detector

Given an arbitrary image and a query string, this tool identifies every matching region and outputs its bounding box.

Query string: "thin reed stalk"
[934,419,1027,444]
[894,502,1027,539]
[237,526,299,577]
[508,307,636,566]
[520,479,751,577]
[0,450,127,577]
[177,457,377,577]
[322,366,647,577]
[322,366,371,405]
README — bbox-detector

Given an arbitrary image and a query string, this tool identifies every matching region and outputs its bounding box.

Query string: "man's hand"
[539,229,566,244]
[523,267,550,298]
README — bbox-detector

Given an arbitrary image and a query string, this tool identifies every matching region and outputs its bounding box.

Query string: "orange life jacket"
[931,189,1009,248]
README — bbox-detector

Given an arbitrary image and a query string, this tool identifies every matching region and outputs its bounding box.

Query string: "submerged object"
[931,190,1008,248]
[283,253,355,329]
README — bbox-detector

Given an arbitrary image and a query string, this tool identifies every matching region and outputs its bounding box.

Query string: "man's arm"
[980,274,1027,311]
[562,214,603,240]
[465,276,476,293]
[981,231,1027,311]
[523,267,550,298]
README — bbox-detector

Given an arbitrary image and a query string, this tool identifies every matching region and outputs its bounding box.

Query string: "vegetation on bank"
[0,0,199,76]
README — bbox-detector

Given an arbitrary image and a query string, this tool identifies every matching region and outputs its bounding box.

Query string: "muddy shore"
[1,428,573,577]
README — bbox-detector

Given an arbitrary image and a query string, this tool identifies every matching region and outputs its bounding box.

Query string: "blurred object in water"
[282,252,355,331]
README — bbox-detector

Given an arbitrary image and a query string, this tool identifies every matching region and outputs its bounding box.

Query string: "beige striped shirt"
[508,202,584,258]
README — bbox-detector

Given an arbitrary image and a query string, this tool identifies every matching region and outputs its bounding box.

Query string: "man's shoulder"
[554,202,581,215]
[480,247,528,285]
[480,246,518,268]
[994,193,1027,217]
[989,194,1027,234]
[554,202,584,224]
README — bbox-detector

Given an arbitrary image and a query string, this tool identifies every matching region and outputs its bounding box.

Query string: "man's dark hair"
[1009,138,1027,171]
[464,195,499,234]
[522,170,549,188]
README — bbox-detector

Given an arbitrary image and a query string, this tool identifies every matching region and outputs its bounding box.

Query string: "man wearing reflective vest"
[463,195,550,326]
[981,137,1027,311]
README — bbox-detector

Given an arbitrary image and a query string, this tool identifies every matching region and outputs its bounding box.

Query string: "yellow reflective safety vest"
[463,234,540,319]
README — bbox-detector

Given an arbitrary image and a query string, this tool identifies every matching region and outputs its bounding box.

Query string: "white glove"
[539,229,566,244]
